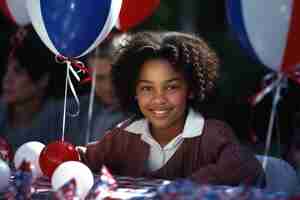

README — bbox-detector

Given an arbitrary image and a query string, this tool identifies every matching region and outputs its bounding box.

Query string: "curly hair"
[112,31,219,117]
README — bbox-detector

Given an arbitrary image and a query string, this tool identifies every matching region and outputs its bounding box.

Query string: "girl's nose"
[152,90,167,105]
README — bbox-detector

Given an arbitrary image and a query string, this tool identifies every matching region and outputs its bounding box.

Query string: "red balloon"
[0,137,13,163]
[117,0,160,31]
[39,141,80,178]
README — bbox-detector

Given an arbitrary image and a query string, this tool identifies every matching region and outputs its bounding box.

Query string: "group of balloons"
[2,0,299,77]
[0,0,160,58]
[0,140,93,198]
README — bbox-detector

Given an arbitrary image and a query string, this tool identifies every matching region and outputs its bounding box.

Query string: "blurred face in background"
[2,58,45,105]
[88,57,117,106]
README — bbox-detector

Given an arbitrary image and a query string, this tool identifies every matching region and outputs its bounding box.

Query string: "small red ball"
[39,141,80,178]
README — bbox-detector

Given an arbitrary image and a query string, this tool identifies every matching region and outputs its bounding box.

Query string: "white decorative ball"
[0,159,11,191]
[51,161,94,199]
[14,141,45,178]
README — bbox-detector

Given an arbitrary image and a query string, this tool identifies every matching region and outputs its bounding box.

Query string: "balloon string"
[61,64,69,142]
[61,61,81,141]
[250,80,278,106]
[68,63,81,82]
[66,62,80,117]
[85,47,98,145]
[85,67,96,145]
[249,72,277,106]
[262,73,284,170]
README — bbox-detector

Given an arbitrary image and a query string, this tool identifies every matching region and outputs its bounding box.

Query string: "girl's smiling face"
[136,58,190,135]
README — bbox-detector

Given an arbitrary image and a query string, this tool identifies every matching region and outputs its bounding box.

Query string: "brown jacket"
[83,119,263,186]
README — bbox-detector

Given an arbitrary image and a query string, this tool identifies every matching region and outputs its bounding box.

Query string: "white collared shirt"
[125,108,205,171]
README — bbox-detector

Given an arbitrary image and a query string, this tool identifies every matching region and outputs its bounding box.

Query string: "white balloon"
[51,161,94,199]
[14,141,45,178]
[0,159,11,191]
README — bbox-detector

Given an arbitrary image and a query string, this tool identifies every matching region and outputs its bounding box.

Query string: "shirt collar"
[125,108,204,138]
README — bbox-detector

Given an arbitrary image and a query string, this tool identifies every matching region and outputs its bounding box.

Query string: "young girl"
[81,31,263,186]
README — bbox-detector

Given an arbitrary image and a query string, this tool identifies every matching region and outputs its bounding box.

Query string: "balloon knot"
[55,55,92,84]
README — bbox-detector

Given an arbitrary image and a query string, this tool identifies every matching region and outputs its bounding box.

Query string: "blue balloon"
[42,0,110,57]
[27,0,122,58]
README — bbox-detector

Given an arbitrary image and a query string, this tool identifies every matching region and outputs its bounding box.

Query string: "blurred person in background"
[0,25,67,151]
[67,32,129,145]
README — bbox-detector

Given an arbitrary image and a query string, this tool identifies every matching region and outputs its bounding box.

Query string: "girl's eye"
[166,85,179,90]
[140,86,152,92]
[137,85,153,94]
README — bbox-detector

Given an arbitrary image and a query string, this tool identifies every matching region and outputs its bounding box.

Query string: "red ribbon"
[249,73,278,106]
[55,55,92,84]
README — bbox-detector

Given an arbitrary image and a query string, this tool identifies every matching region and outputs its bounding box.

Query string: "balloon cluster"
[0,140,94,199]
[11,140,81,178]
